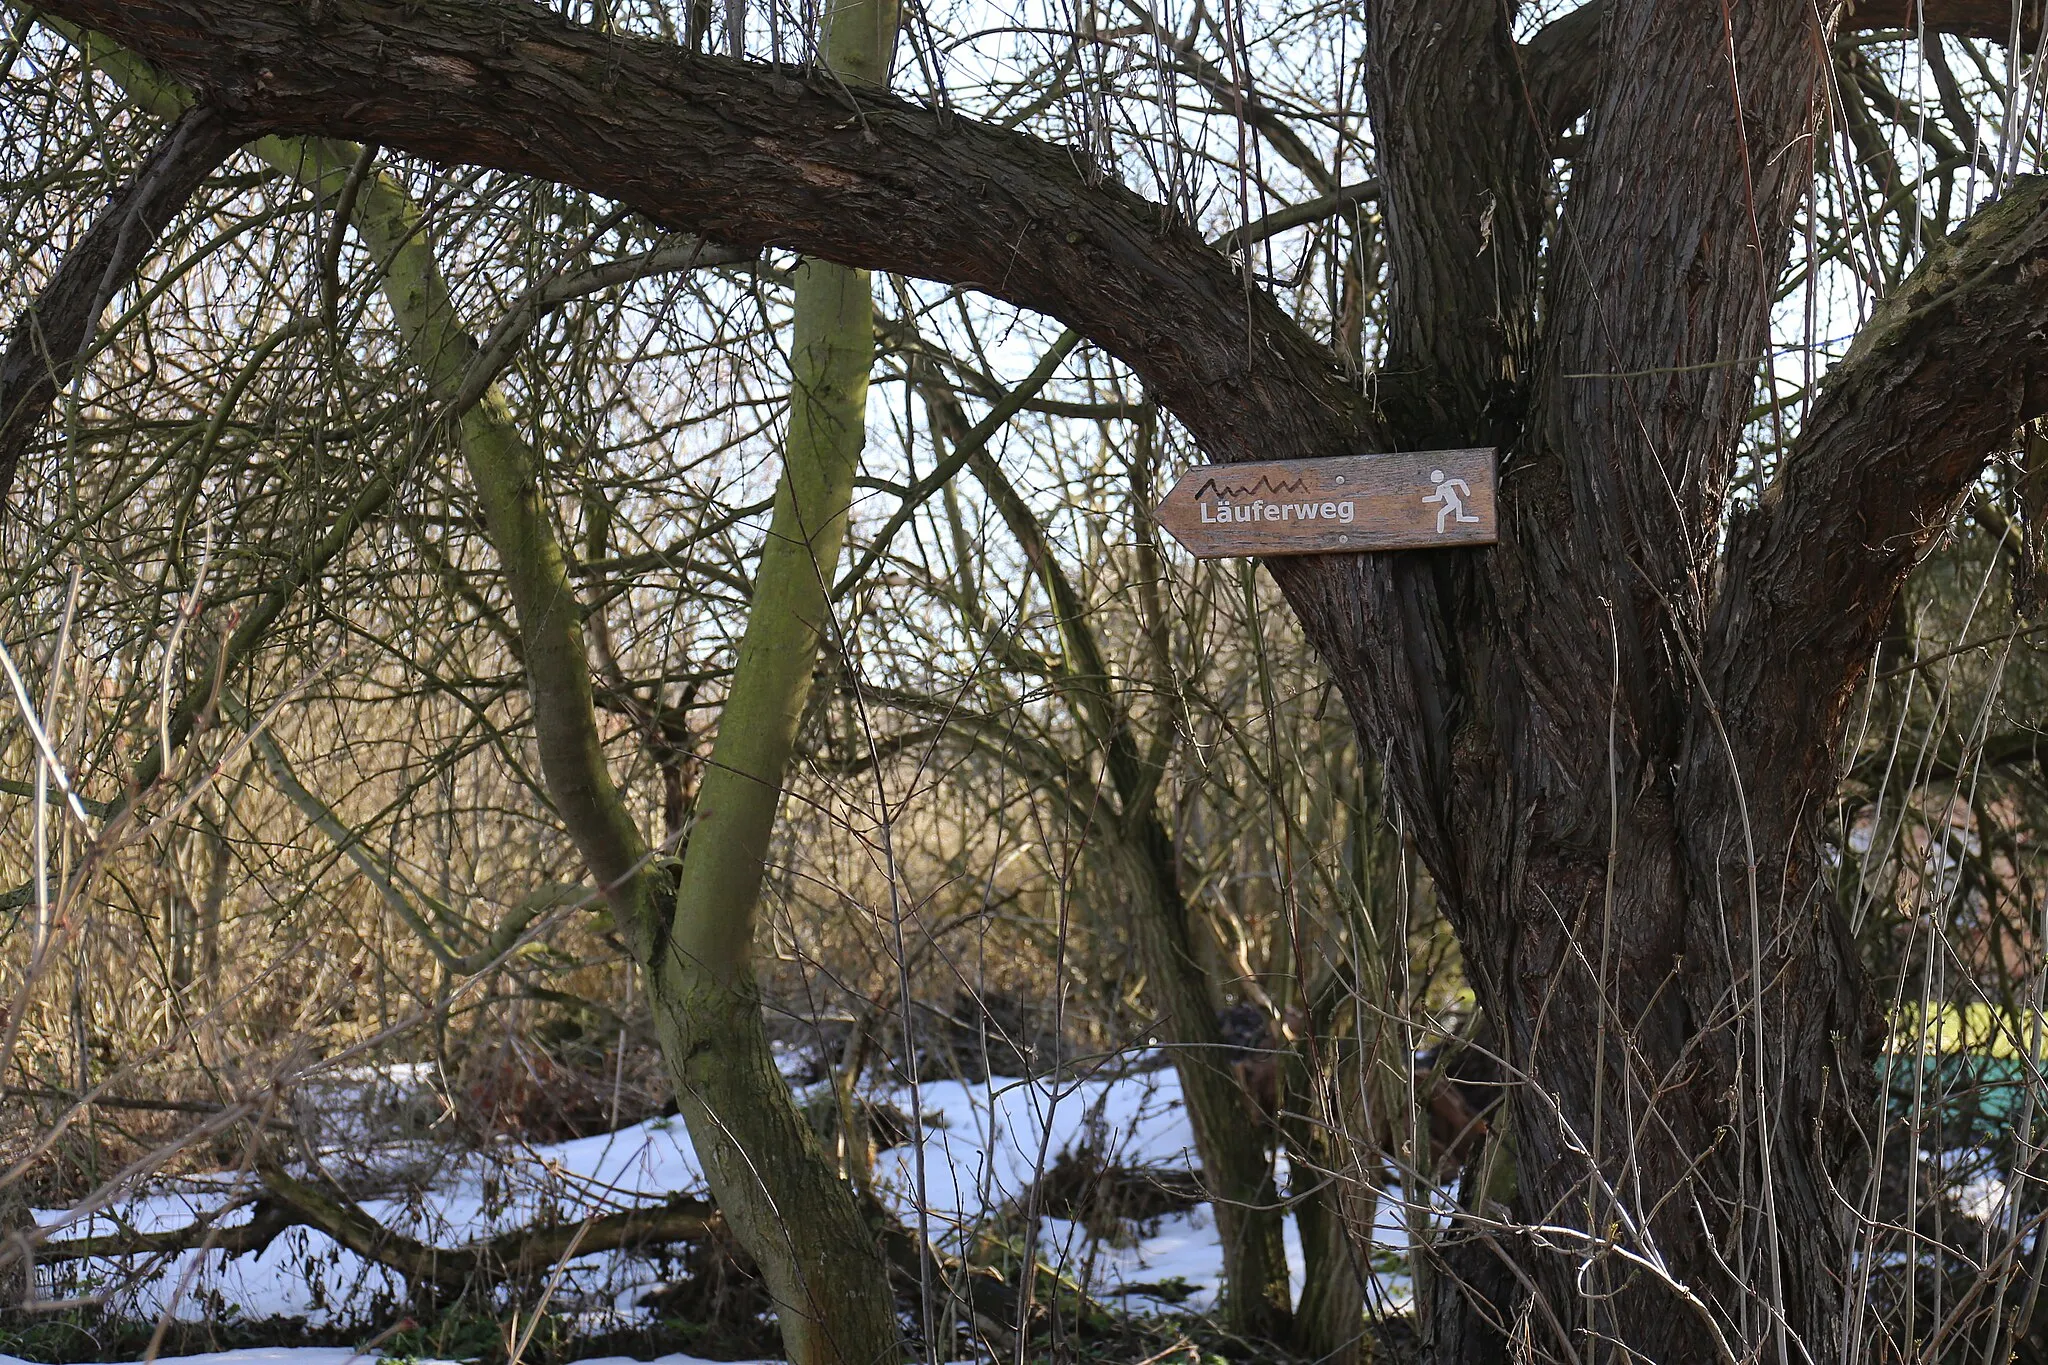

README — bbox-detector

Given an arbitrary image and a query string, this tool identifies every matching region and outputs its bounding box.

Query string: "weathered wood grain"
[1155,448,1496,557]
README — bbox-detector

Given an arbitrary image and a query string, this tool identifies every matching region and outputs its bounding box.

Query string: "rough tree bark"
[31,1,2048,1359]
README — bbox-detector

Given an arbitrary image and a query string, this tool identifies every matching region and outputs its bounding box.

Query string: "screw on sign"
[1152,447,1498,558]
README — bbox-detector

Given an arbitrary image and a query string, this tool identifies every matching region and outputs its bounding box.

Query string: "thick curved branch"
[1521,0,2046,137]
[33,0,1378,466]
[1699,174,2048,832]
[0,104,252,505]
[1844,0,2044,38]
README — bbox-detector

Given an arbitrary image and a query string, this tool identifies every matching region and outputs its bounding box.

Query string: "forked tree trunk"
[1265,3,1873,1356]
[651,216,900,1363]
[643,2,905,1355]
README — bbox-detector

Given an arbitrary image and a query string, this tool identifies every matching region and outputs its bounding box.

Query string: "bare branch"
[34,1170,718,1287]
[0,104,252,506]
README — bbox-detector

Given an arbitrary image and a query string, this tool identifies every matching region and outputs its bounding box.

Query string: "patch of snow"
[0,1352,763,1365]
[33,1062,1407,1331]
[0,1351,377,1365]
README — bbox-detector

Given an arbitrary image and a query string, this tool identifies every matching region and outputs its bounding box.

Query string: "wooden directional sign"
[1154,447,1497,558]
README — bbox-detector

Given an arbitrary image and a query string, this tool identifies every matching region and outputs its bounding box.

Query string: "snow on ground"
[33,1112,718,1325]
[0,1351,379,1365]
[880,1067,1233,1310]
[871,1066,1388,1309]
[31,1059,1407,1329]
[0,1353,768,1365]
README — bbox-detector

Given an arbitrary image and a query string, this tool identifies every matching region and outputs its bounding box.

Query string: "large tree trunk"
[1280,0,1972,1355]
[1277,2,1869,1355]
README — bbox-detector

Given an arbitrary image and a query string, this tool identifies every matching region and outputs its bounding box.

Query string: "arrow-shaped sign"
[1154,447,1497,558]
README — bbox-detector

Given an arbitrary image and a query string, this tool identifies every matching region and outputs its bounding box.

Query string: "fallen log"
[33,1164,718,1295]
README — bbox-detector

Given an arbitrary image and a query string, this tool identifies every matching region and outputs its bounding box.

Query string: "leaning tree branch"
[1214,179,1379,255]
[31,0,1380,468]
[833,329,1078,598]
[1518,1,1607,139]
[1519,0,2047,138]
[251,1165,717,1289]
[34,1168,718,1289]
[29,1198,299,1265]
[450,234,760,417]
[1700,174,2048,829]
[1847,726,2048,788]
[0,103,252,506]
[1107,0,1339,196]
[233,706,584,976]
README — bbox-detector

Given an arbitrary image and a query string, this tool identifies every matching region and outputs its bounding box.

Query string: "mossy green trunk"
[648,4,901,1359]
[651,249,897,1362]
[1113,836,1294,1338]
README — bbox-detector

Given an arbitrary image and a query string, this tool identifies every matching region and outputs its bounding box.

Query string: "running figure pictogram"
[1423,468,1479,533]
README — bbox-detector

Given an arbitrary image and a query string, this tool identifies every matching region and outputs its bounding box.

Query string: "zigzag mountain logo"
[1193,474,1311,499]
